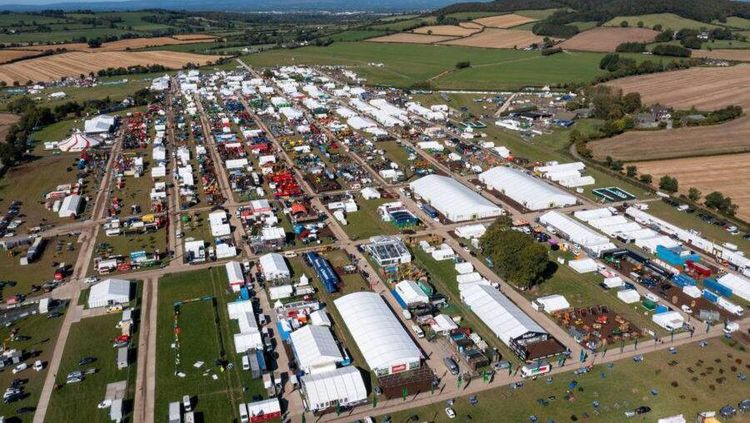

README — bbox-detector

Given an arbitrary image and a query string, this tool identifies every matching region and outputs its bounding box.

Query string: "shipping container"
[672,273,696,288]
[704,278,733,298]
[702,289,719,303]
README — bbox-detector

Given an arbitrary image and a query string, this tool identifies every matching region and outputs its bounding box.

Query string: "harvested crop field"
[368,33,458,44]
[633,154,750,220]
[439,28,545,49]
[473,13,537,28]
[0,49,41,63]
[559,27,659,52]
[0,50,222,84]
[590,116,750,161]
[459,22,484,29]
[691,49,750,62]
[604,64,750,110]
[413,25,480,37]
[11,35,216,52]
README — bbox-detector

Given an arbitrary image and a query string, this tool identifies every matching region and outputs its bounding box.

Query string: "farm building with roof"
[409,174,503,222]
[479,166,576,211]
[334,292,422,376]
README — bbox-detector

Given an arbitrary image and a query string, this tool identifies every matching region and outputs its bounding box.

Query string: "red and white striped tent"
[58,132,100,152]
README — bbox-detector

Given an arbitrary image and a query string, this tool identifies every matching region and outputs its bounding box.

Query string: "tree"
[659,175,679,193]
[637,20,644,28]
[640,174,653,184]
[626,165,637,177]
[704,191,738,216]
[622,92,642,114]
[87,38,102,48]
[620,20,629,27]
[688,187,702,202]
[480,218,548,289]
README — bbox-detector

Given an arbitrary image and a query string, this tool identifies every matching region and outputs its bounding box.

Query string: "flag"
[402,387,408,401]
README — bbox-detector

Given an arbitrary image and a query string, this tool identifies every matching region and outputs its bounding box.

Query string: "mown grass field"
[387,338,750,422]
[604,13,721,30]
[46,313,139,423]
[241,43,627,90]
[0,235,80,298]
[0,312,66,422]
[154,269,265,423]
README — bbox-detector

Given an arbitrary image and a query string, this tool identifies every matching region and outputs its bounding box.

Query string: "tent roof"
[479,167,576,211]
[58,132,100,152]
[89,278,130,305]
[461,283,545,345]
[409,175,501,222]
[290,325,342,371]
[334,292,421,372]
[301,366,367,408]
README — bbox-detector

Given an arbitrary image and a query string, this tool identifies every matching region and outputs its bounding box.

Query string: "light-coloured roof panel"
[334,292,421,372]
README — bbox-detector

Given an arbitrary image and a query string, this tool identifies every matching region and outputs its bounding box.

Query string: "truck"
[521,363,552,378]
[724,321,740,335]
[168,402,181,423]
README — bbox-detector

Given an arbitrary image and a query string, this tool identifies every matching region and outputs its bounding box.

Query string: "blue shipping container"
[655,304,669,314]
[256,349,267,371]
[704,278,732,298]
[391,288,408,309]
[672,273,696,287]
[702,289,719,303]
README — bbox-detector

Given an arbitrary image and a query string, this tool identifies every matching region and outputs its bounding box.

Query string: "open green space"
[343,198,401,240]
[30,118,82,143]
[388,338,750,422]
[604,13,720,30]
[529,251,665,336]
[720,16,750,30]
[155,269,264,423]
[329,30,389,42]
[241,43,625,90]
[46,313,138,423]
[0,235,80,299]
[39,76,155,108]
[0,311,66,422]
[0,153,97,229]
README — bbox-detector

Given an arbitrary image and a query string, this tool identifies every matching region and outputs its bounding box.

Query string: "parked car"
[443,357,459,375]
[12,363,28,374]
[32,360,44,372]
[445,407,456,419]
[79,356,97,366]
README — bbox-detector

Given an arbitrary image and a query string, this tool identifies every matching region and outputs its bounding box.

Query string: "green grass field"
[329,29,389,42]
[343,198,402,240]
[387,338,750,422]
[241,44,622,90]
[155,269,265,423]
[604,13,720,30]
[46,313,139,423]
[716,16,750,30]
[0,312,66,422]
[0,235,80,298]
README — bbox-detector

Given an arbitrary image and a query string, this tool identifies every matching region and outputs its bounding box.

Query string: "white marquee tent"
[290,325,343,375]
[334,292,421,375]
[301,366,367,412]
[479,167,576,211]
[88,278,131,308]
[410,175,502,222]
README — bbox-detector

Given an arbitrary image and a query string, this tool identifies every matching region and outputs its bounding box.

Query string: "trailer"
[168,402,181,423]
[116,347,128,370]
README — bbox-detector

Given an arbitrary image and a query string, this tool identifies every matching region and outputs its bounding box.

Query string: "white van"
[411,324,425,338]
[239,403,249,423]
[242,355,250,371]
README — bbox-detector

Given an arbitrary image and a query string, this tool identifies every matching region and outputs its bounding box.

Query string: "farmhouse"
[88,278,131,309]
[479,166,576,211]
[334,292,422,376]
[410,174,503,222]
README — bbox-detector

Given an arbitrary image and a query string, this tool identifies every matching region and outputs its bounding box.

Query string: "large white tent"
[479,167,576,211]
[652,311,685,331]
[58,132,100,152]
[409,175,503,222]
[539,211,616,256]
[259,253,290,281]
[228,300,262,353]
[290,325,343,375]
[460,283,545,346]
[301,366,367,412]
[334,292,421,375]
[88,278,131,308]
[717,273,750,302]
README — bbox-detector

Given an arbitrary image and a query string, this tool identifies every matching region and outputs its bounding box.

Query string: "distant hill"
[438,0,750,24]
[2,0,492,12]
